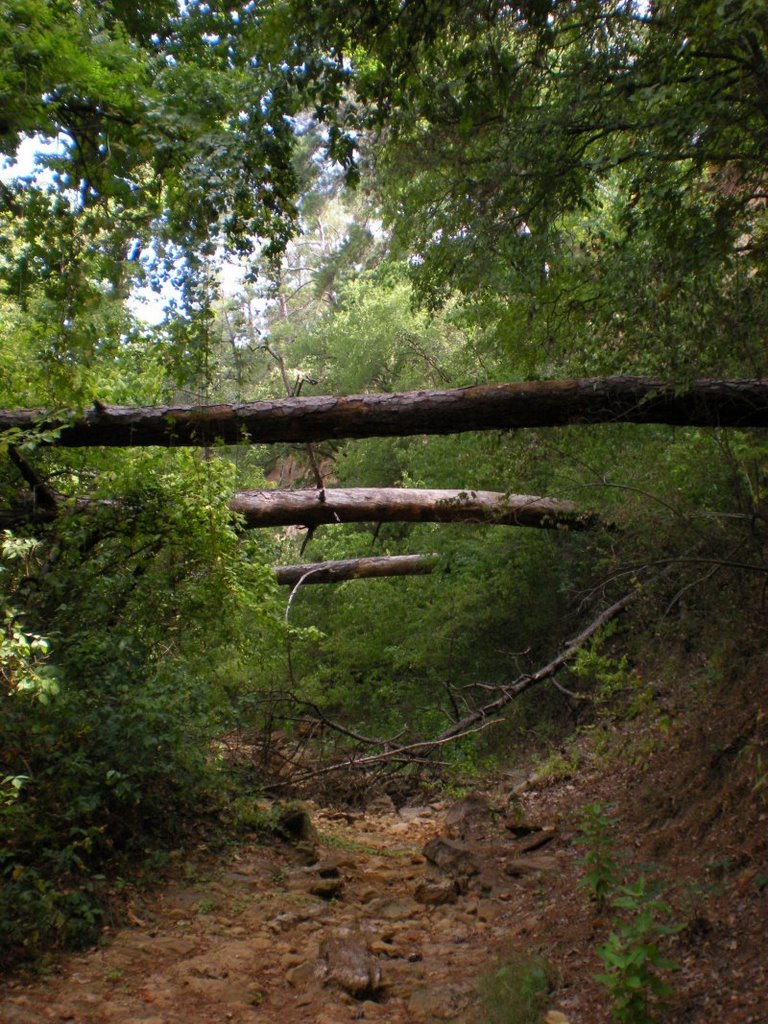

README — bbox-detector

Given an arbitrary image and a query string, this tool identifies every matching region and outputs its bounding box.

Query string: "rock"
[324,809,363,824]
[309,876,344,899]
[398,804,434,821]
[0,1008,47,1024]
[444,792,492,840]
[422,837,480,880]
[505,820,541,837]
[320,932,384,999]
[137,982,177,1009]
[369,939,403,957]
[117,1019,167,1024]
[516,829,557,854]
[432,915,466,935]
[414,878,459,906]
[268,907,326,932]
[286,863,344,900]
[367,896,423,920]
[276,801,319,863]
[389,820,412,834]
[359,999,385,1019]
[545,1012,571,1024]
[180,976,250,1003]
[367,793,397,815]
[361,867,399,888]
[504,853,558,877]
[358,885,382,903]
[325,852,358,870]
[286,959,322,988]
[138,936,198,956]
[406,984,467,1020]
[188,960,229,980]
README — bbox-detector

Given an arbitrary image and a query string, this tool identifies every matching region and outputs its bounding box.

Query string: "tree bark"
[274,554,438,585]
[231,488,596,530]
[2,377,767,447]
[0,487,593,531]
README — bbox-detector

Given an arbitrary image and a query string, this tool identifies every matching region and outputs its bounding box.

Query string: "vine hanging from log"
[1,376,766,447]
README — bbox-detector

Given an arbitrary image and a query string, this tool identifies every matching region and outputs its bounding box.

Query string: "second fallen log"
[231,488,595,530]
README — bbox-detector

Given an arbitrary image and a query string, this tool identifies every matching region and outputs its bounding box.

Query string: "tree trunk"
[0,488,593,531]
[274,554,438,585]
[231,488,595,530]
[3,377,767,446]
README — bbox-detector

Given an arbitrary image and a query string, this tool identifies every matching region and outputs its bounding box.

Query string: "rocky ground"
[1,659,766,1024]
[0,793,576,1024]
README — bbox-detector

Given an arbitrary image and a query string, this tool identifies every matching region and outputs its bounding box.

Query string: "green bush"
[596,879,682,1024]
[576,802,620,911]
[0,461,287,968]
[577,802,681,1023]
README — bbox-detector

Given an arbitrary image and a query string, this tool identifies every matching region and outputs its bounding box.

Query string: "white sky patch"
[0,133,71,187]
[128,280,179,326]
[128,251,257,325]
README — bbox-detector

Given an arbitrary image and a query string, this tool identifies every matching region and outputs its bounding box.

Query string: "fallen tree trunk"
[0,486,593,532]
[274,554,438,585]
[2,377,767,447]
[231,487,595,530]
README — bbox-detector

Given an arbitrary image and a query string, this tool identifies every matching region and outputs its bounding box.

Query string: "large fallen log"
[231,488,595,530]
[1,377,766,447]
[0,487,594,531]
[274,554,438,585]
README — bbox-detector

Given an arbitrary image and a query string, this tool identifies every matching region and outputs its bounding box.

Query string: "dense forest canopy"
[0,0,766,965]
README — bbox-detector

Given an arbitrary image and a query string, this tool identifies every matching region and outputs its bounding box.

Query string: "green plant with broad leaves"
[576,802,620,912]
[577,803,682,1023]
[597,878,682,1024]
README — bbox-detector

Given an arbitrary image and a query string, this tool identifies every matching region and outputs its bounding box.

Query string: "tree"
[1,0,767,970]
[274,554,437,585]
[282,0,768,378]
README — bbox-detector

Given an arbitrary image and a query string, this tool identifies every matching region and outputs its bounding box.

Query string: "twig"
[552,678,590,701]
[430,584,643,746]
[286,720,500,783]
[284,565,327,622]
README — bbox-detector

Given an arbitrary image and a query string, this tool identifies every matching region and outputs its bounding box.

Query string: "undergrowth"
[472,948,553,1024]
[577,803,682,1024]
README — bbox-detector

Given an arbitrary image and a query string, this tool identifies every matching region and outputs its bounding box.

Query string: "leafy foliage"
[597,878,682,1024]
[0,453,287,966]
[577,803,683,1023]
[473,948,553,1024]
[577,802,621,911]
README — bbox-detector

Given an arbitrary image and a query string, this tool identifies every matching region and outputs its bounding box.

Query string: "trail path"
[0,797,566,1024]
